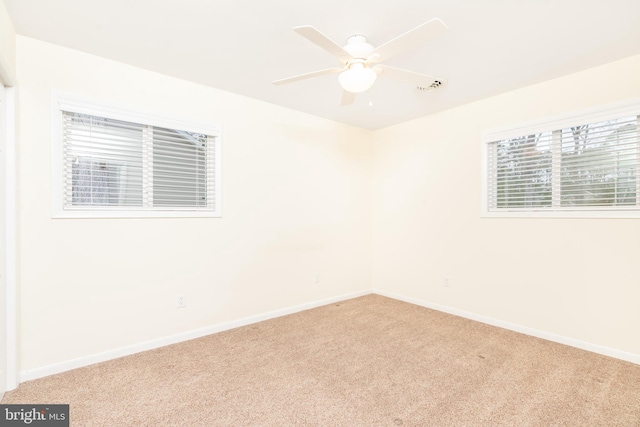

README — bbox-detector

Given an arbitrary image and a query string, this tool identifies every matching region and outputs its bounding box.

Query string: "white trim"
[19,290,369,382]
[481,97,640,218]
[212,134,222,216]
[4,87,17,390]
[55,94,221,137]
[18,288,640,382]
[372,289,640,366]
[482,208,640,219]
[51,91,223,219]
[482,97,640,143]
[51,97,63,218]
[52,209,223,219]
[480,136,489,216]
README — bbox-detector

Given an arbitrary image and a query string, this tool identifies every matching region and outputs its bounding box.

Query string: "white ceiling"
[5,0,640,130]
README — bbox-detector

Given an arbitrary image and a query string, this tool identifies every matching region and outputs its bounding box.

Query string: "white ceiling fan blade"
[272,67,342,86]
[294,26,352,66]
[340,90,356,106]
[377,65,442,87]
[371,18,448,62]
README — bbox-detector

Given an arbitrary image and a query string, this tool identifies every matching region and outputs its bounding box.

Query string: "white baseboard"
[19,288,639,383]
[19,289,370,383]
[372,289,640,366]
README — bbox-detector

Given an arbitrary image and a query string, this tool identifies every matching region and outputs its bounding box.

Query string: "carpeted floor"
[3,294,640,426]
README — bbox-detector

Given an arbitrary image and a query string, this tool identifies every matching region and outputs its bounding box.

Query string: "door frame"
[2,85,17,392]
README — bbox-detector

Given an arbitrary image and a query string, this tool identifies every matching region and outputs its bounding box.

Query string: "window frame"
[481,98,640,218]
[51,92,222,218]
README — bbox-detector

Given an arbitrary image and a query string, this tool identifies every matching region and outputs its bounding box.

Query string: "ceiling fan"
[272,18,448,106]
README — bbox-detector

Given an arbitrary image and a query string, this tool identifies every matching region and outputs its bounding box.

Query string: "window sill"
[481,208,640,219]
[52,208,222,219]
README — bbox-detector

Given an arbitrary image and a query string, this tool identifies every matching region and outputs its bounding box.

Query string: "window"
[483,99,640,217]
[53,95,221,218]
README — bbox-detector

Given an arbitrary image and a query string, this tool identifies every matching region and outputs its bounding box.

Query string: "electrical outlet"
[314,273,320,284]
[444,277,451,287]
[177,294,186,308]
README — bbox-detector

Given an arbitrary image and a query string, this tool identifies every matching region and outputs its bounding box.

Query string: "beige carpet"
[3,294,640,426]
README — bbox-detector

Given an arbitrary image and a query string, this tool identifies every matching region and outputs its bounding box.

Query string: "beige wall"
[372,54,640,357]
[17,36,373,372]
[14,31,640,376]
[0,0,16,85]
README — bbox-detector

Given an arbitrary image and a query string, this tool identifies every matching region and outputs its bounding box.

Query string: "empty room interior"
[0,0,639,425]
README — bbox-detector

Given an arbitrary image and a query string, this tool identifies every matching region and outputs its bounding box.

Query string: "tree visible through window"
[560,120,637,207]
[495,132,552,208]
[487,115,639,212]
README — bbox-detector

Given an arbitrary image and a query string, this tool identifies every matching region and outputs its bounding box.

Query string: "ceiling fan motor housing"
[343,35,375,60]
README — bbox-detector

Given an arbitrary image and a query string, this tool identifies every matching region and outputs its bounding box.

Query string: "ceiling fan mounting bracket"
[346,34,367,44]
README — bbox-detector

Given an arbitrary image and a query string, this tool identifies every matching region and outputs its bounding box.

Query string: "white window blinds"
[487,115,640,212]
[62,110,217,212]
[152,127,210,208]
[64,113,144,207]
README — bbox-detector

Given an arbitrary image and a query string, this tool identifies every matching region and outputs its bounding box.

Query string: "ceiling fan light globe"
[338,64,377,93]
